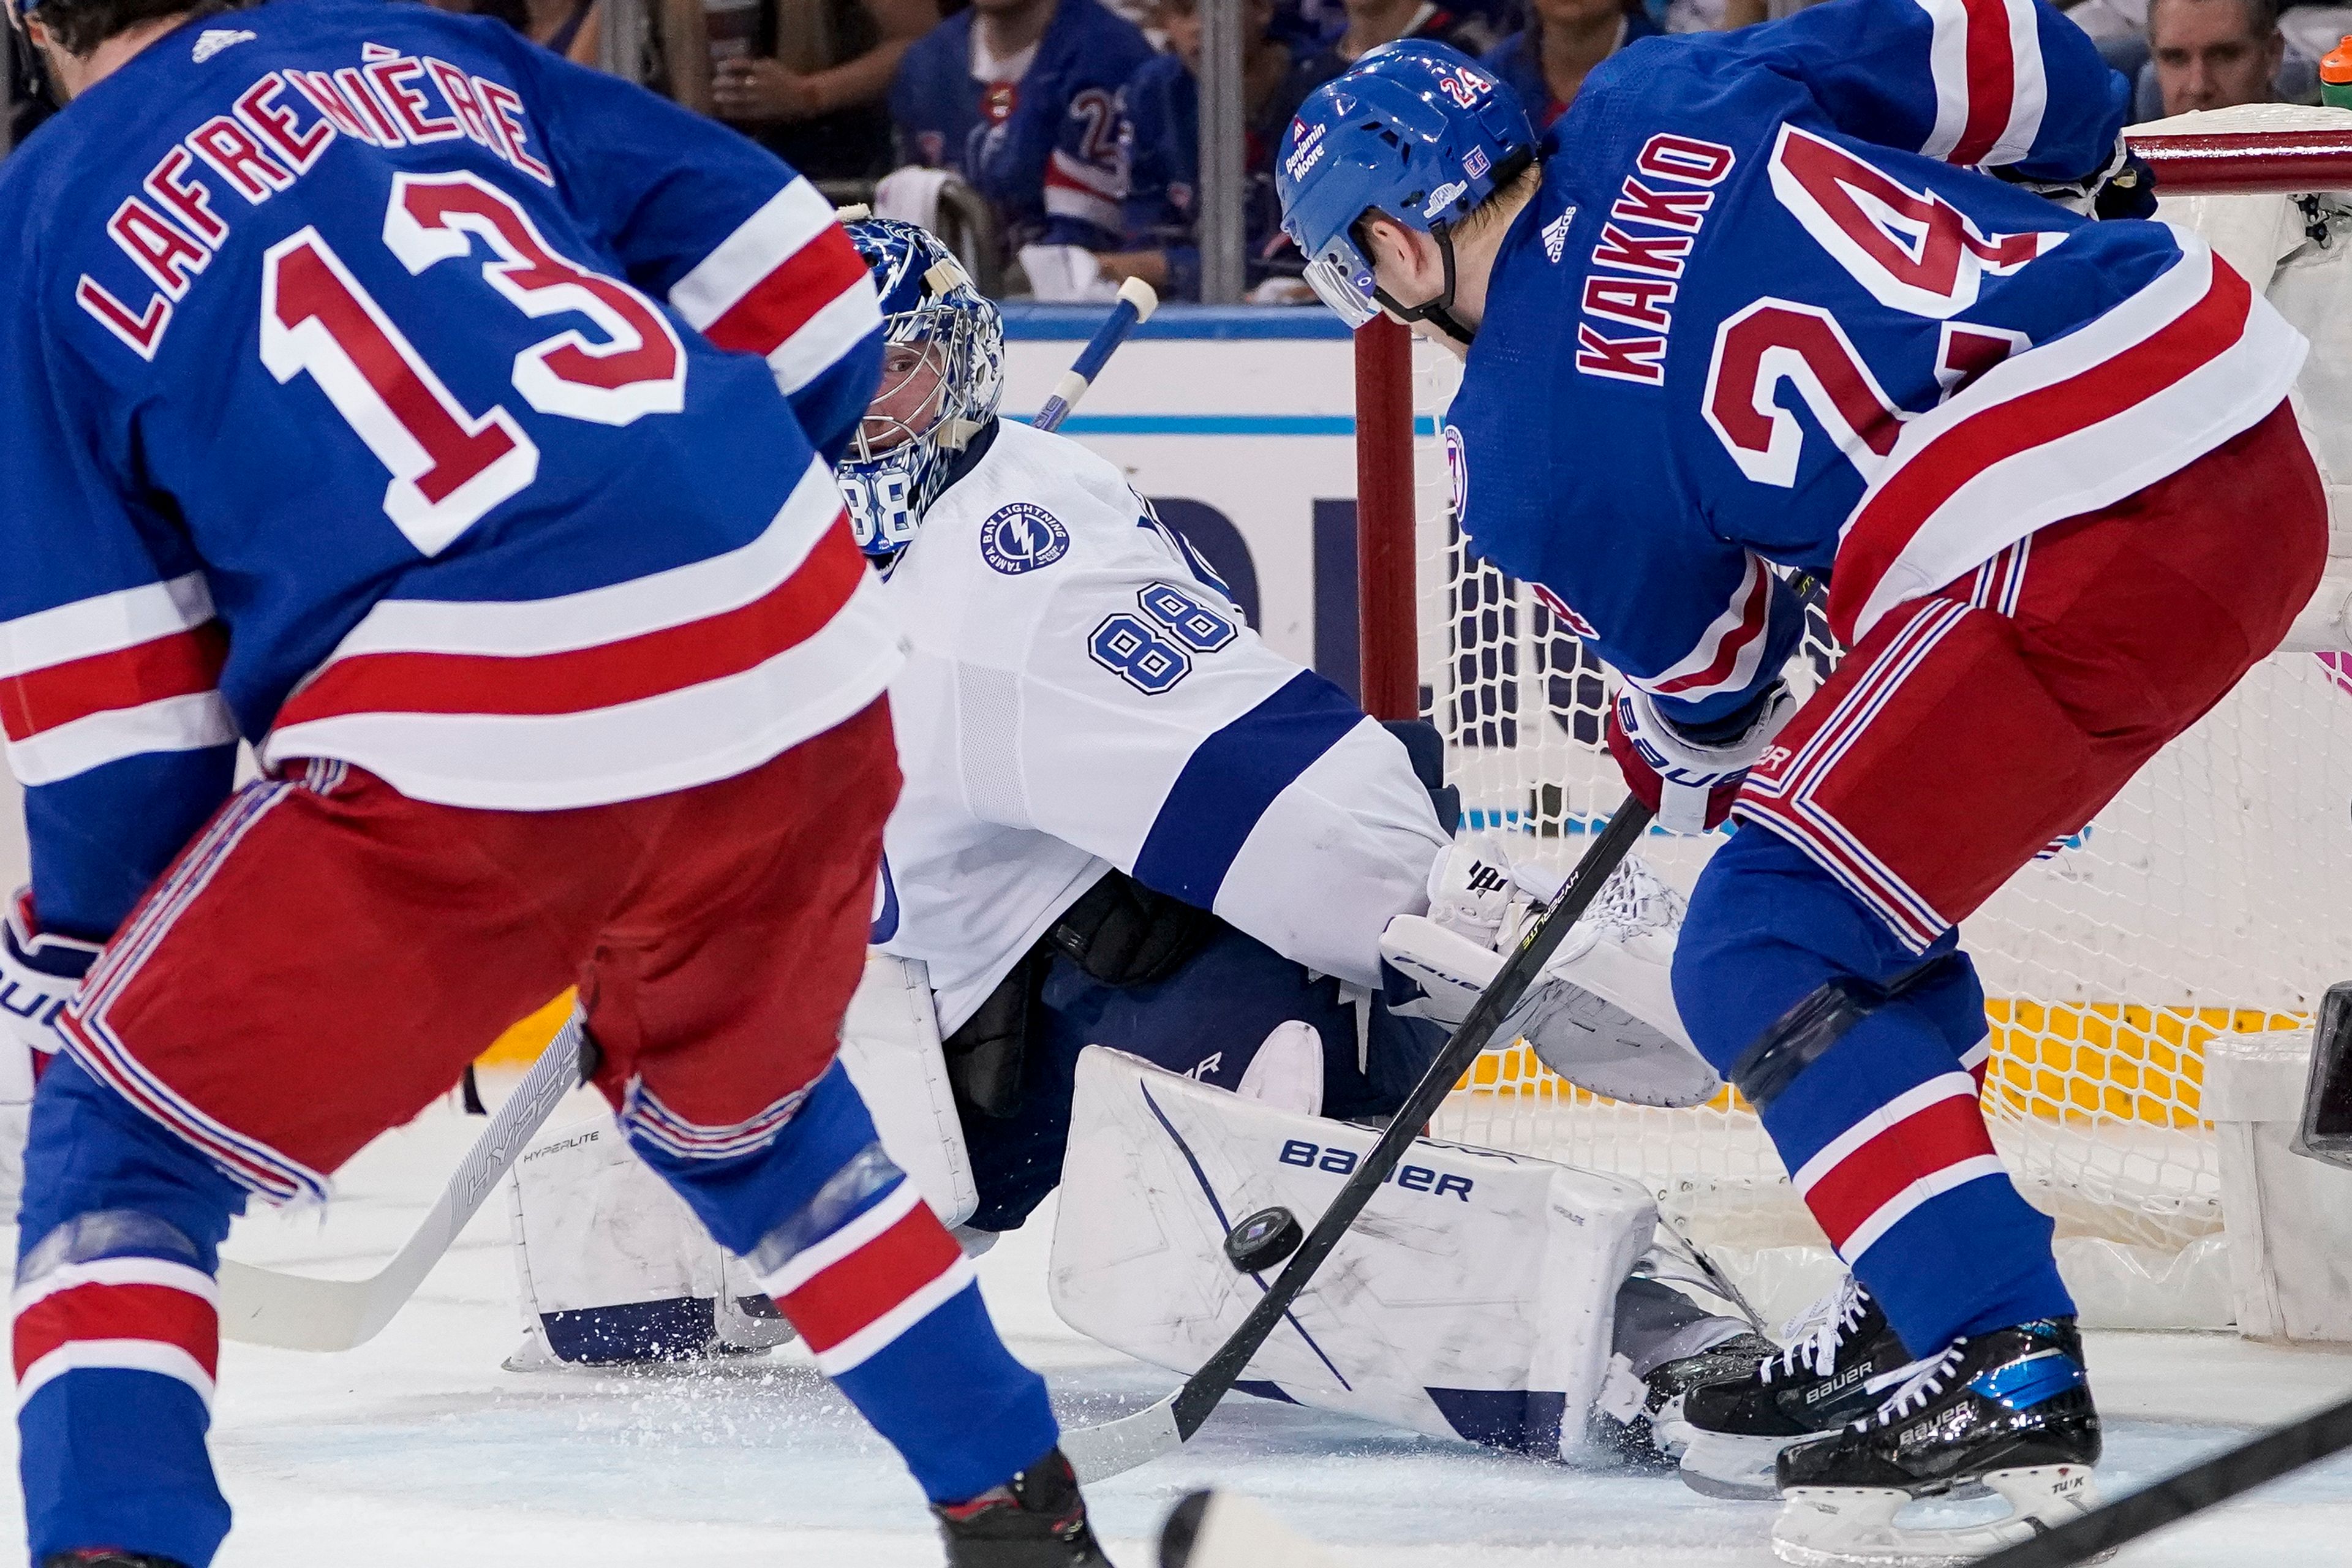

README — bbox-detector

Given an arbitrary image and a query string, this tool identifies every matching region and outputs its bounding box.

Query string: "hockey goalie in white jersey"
[507,217,1773,1464]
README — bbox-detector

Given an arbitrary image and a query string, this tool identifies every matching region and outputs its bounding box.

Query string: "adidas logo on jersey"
[192,27,256,61]
[1542,207,1577,263]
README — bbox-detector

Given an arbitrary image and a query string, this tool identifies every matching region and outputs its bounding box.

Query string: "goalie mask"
[839,217,1005,560]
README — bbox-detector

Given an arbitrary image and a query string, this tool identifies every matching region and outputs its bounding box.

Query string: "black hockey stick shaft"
[1975,1389,2352,1568]
[1167,795,1657,1440]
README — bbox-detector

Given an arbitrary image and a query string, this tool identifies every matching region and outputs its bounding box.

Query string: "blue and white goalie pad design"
[1051,1047,1660,1458]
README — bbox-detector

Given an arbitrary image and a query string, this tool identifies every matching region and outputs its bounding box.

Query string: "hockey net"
[1380,112,2352,1328]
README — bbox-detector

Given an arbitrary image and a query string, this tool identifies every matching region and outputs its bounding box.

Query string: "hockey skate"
[1770,1317,2101,1567]
[1678,1276,1908,1500]
[932,1447,1108,1566]
[1591,1329,1779,1468]
[42,1554,188,1566]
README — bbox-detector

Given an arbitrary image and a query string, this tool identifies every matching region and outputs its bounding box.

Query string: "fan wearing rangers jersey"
[888,0,1150,254]
[1278,17,2326,1565]
[0,0,1109,1564]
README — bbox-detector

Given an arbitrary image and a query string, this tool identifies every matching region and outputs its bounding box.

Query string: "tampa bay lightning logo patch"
[981,502,1070,575]
[1443,424,1468,520]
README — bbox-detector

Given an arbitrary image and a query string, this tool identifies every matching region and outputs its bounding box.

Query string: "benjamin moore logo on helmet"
[1423,180,1469,219]
[981,503,1070,575]
[1286,121,1327,184]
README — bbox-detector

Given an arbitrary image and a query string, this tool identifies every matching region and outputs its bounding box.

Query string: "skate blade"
[1678,1430,1800,1502]
[1771,1464,2103,1567]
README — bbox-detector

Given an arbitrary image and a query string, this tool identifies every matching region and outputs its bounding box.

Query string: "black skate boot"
[932,1447,1108,1566]
[42,1554,190,1567]
[1591,1330,1779,1468]
[1678,1276,1909,1500]
[1771,1317,2101,1567]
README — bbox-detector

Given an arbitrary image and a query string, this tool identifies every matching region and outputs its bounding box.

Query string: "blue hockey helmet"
[1275,41,1536,342]
[838,216,1005,560]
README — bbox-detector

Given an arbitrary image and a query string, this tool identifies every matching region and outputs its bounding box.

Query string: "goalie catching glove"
[1380,840,1721,1108]
[1605,680,1796,835]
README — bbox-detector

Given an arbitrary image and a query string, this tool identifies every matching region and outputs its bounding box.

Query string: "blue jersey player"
[1278,17,2324,1566]
[0,0,1109,1562]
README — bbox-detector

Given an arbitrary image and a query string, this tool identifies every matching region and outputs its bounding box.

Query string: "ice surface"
[10,1077,2352,1567]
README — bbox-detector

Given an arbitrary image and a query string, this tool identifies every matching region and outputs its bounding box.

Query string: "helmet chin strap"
[1372,226,1477,346]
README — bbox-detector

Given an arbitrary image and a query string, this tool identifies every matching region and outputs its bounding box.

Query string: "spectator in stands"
[1287,0,1499,75]
[663,0,936,180]
[1481,0,1657,128]
[2148,0,2285,113]
[1098,0,1337,300]
[427,0,601,62]
[889,0,1153,255]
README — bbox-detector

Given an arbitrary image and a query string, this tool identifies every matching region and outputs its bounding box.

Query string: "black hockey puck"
[1223,1205,1304,1274]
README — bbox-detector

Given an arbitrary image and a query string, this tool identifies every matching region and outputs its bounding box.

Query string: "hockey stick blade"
[216,1011,594,1352]
[1032,277,1158,434]
[1973,1386,2352,1568]
[1062,797,1656,1482]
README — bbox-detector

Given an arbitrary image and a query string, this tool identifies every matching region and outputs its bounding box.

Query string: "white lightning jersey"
[873,418,1449,1033]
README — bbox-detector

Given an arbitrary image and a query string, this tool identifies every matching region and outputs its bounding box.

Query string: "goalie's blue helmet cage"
[838,216,1005,559]
[1275,41,1536,329]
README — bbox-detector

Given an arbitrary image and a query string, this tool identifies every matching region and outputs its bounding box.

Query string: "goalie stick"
[216,1011,595,1351]
[213,284,1163,1353]
[1060,796,1659,1482]
[1032,276,1158,433]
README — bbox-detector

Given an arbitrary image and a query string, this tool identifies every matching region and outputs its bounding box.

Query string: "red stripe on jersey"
[1651,562,1770,698]
[1950,0,2018,167]
[702,224,870,362]
[274,518,865,725]
[0,622,227,741]
[1800,1092,1997,1251]
[777,1201,963,1354]
[13,1280,220,1383]
[1829,258,2250,645]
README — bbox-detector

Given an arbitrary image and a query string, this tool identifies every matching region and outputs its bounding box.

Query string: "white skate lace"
[1860,1340,1969,1428]
[1762,1275,1868,1384]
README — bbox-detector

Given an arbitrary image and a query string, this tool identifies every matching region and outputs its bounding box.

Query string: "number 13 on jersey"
[260,169,685,557]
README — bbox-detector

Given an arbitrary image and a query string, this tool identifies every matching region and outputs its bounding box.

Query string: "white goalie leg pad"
[508,955,971,1366]
[1049,1046,1658,1458]
[0,1038,29,1211]
[839,952,977,1227]
[1234,1019,1324,1117]
[507,1114,796,1365]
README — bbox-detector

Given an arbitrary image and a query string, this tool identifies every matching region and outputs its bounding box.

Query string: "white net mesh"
[1409,341,2352,1318]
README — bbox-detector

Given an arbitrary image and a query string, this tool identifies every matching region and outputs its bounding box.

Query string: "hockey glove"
[2,887,100,1071]
[1380,841,1721,1107]
[1606,681,1796,835]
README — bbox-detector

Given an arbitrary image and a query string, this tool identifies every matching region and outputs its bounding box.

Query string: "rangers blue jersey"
[0,0,892,941]
[1442,0,2304,732]
[891,0,1152,251]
